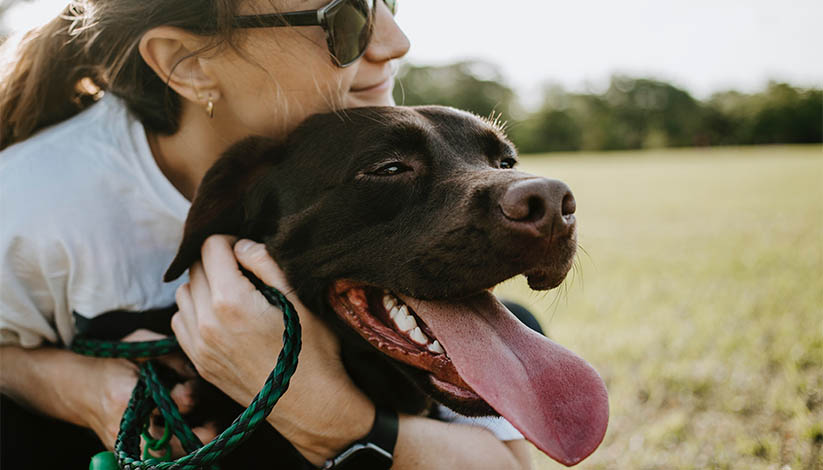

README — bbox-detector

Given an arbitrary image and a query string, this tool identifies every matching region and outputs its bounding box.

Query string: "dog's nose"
[499,178,576,237]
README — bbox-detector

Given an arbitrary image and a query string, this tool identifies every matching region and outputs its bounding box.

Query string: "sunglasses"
[233,0,399,68]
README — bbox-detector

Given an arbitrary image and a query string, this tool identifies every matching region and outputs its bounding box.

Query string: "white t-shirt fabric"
[0,94,190,347]
[436,405,524,441]
[0,94,522,441]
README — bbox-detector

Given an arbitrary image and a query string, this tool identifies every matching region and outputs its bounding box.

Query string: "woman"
[0,0,532,468]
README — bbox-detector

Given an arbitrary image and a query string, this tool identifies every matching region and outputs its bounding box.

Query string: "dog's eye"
[500,157,517,169]
[371,162,411,176]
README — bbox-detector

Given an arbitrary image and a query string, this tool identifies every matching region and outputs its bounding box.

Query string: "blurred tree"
[393,62,821,153]
[602,76,706,149]
[393,60,519,124]
[707,83,822,146]
[507,84,582,152]
[509,108,582,153]
[747,83,822,144]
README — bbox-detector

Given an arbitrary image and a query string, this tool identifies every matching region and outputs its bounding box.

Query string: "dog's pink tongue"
[403,292,609,466]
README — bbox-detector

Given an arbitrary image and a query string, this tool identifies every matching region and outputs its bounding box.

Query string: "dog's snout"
[499,178,576,237]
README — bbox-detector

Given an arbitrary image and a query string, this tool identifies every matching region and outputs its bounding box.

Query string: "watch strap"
[362,406,398,455]
[321,406,398,469]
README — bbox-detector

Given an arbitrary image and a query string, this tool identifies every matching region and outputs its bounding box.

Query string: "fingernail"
[235,239,254,254]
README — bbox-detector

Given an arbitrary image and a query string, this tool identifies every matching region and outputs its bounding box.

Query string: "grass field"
[492,145,823,470]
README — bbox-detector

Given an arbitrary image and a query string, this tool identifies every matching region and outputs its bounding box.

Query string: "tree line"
[393,61,822,154]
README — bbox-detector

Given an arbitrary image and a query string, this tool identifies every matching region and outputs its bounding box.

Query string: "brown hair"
[0,0,243,151]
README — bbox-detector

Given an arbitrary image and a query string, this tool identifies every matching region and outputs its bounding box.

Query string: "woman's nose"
[364,1,411,63]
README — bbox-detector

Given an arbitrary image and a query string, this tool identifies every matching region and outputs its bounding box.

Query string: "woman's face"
[210,0,410,140]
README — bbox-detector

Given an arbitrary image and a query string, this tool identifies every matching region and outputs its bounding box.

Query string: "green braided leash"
[71,270,301,469]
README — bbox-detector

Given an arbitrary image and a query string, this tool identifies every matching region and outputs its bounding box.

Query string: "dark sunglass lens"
[329,0,373,65]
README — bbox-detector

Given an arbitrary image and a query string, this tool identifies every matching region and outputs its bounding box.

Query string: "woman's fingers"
[187,261,213,318]
[233,239,291,291]
[193,423,219,446]
[232,238,316,328]
[121,328,166,342]
[171,282,195,347]
[199,235,255,301]
[168,379,197,414]
[145,416,219,458]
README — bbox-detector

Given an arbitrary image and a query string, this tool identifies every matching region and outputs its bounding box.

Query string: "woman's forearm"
[269,386,529,470]
[1,345,98,426]
[394,414,528,470]
[0,345,137,448]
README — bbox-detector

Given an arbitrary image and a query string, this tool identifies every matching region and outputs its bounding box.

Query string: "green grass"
[492,145,823,470]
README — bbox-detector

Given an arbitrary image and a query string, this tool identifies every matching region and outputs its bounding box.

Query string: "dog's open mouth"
[329,280,484,404]
[329,279,610,467]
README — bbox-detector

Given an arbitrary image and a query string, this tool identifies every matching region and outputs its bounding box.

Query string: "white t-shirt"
[0,94,522,440]
[0,94,189,347]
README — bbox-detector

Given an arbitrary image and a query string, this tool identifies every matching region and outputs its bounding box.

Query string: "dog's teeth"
[389,305,402,320]
[427,340,445,354]
[394,307,417,332]
[410,327,429,345]
[382,294,396,311]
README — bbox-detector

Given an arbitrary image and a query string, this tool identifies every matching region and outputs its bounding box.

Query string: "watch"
[321,406,398,470]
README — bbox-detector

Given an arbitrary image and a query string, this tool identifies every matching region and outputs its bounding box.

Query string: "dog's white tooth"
[410,327,429,345]
[395,309,417,332]
[383,295,396,311]
[427,340,445,354]
[395,305,408,321]
[389,305,402,322]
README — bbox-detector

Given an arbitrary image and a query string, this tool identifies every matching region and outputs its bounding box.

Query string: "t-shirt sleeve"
[435,404,524,441]
[0,235,64,348]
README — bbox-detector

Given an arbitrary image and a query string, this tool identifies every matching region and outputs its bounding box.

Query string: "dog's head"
[165,106,608,466]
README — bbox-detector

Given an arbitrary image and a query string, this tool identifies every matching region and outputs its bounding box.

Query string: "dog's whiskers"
[485,110,510,134]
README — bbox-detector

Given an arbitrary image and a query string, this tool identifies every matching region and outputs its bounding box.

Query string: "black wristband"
[321,406,398,469]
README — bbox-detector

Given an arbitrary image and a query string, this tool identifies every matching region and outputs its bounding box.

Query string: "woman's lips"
[350,77,393,93]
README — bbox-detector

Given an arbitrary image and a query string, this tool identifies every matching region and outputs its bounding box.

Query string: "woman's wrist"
[266,373,375,465]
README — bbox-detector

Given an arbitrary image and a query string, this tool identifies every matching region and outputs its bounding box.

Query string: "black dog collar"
[321,406,398,469]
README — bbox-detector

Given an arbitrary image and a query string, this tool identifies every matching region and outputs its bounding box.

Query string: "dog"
[165,105,608,467]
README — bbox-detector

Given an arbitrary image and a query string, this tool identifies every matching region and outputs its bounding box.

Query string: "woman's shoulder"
[1,97,121,215]
[0,94,134,174]
[0,94,184,237]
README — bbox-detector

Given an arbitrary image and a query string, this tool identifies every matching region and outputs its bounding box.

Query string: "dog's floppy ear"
[164,137,279,282]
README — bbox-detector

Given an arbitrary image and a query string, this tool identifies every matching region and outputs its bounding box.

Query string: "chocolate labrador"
[165,105,608,467]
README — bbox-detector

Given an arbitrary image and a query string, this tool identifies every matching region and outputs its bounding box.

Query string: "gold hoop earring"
[205,100,214,119]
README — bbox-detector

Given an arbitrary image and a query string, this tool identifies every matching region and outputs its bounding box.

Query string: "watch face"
[332,443,393,470]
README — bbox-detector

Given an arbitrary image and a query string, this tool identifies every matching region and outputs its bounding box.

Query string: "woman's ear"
[138,26,221,106]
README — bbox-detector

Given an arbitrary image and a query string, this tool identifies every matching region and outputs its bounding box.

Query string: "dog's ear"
[164,137,279,282]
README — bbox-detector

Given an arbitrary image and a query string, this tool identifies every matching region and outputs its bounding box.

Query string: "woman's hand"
[171,235,374,464]
[121,331,219,456]
[74,354,138,450]
[0,342,214,458]
[87,330,218,454]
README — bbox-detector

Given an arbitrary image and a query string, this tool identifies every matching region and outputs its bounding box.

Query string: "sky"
[3,0,822,105]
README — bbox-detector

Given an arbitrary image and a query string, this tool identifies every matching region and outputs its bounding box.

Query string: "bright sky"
[4,0,822,103]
